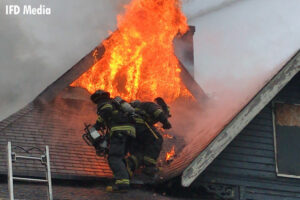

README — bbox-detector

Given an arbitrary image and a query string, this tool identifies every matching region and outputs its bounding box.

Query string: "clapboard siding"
[220,152,274,165]
[245,187,300,199]
[195,72,300,199]
[235,135,273,145]
[230,140,274,150]
[242,130,273,138]
[223,146,274,158]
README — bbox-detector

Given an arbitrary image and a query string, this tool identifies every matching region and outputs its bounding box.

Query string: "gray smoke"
[173,0,300,144]
[182,0,241,20]
[0,0,129,120]
[0,15,47,120]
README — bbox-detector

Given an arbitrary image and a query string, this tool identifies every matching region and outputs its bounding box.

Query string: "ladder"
[7,142,53,200]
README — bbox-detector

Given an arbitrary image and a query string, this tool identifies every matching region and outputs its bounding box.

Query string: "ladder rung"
[13,177,48,183]
[15,155,42,161]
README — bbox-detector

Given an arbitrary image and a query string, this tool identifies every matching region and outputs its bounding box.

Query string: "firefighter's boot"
[142,156,159,178]
[142,166,159,178]
[125,155,140,177]
[105,179,130,193]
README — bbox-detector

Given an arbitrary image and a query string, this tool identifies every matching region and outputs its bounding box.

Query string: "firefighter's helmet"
[90,90,110,104]
[154,97,171,117]
[130,100,141,108]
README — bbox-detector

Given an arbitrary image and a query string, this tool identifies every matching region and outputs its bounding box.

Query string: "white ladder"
[7,142,53,200]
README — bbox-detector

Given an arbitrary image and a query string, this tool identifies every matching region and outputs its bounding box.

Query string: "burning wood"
[70,0,193,103]
[163,133,174,139]
[165,146,176,164]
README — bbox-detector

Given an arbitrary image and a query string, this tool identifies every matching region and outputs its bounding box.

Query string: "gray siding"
[195,72,300,199]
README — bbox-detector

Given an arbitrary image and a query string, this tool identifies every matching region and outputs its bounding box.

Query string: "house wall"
[193,72,300,199]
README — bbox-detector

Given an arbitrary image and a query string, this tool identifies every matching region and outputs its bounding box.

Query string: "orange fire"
[165,145,176,161]
[163,133,174,139]
[70,0,192,103]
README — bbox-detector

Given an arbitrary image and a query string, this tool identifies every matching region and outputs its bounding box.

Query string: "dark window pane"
[275,103,300,176]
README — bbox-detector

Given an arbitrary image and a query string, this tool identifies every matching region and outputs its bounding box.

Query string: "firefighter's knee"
[109,132,127,157]
[144,156,157,166]
[108,155,119,166]
[127,155,140,170]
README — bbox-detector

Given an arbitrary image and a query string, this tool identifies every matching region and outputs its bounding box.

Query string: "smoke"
[182,0,241,20]
[190,0,300,88]
[0,0,130,120]
[170,72,276,144]
[170,0,300,155]
[0,15,47,120]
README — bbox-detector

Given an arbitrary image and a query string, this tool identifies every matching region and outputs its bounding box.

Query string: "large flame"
[70,0,192,103]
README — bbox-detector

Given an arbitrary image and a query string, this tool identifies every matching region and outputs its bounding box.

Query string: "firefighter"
[126,97,172,178]
[90,90,135,193]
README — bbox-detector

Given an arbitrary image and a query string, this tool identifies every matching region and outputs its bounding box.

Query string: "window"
[273,102,300,178]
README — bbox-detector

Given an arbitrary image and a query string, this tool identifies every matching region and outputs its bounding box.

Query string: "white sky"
[188,0,300,93]
[0,0,300,120]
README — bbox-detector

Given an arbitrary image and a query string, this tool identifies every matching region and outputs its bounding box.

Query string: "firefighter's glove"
[94,122,105,131]
[96,146,108,157]
[95,138,108,157]
[163,121,172,129]
[96,148,105,157]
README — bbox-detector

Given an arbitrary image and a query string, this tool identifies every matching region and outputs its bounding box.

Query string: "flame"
[163,133,174,139]
[70,0,192,103]
[165,145,176,161]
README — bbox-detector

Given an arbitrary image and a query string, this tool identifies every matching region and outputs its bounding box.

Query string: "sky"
[0,0,300,122]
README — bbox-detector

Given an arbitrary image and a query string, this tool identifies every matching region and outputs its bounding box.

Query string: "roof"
[181,50,300,186]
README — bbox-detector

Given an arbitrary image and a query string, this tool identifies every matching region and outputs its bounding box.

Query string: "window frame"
[272,101,300,179]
